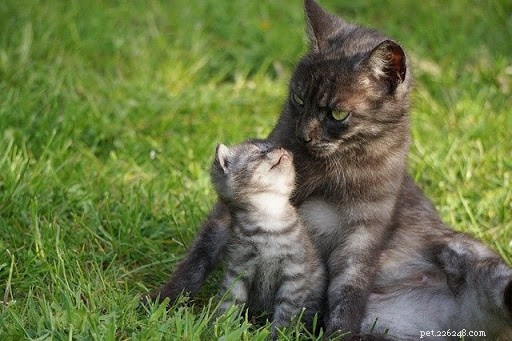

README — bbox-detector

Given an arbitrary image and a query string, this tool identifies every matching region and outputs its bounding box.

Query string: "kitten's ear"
[363,40,407,91]
[215,144,231,174]
[304,0,345,52]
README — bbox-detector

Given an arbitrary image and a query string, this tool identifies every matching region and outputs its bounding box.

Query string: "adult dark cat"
[211,141,325,337]
[143,0,512,339]
[268,2,411,336]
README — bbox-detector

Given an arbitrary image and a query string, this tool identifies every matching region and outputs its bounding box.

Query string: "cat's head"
[286,0,411,158]
[211,140,295,204]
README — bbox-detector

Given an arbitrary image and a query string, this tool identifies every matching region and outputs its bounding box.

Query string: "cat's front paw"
[345,335,393,341]
[324,317,351,339]
[324,327,390,341]
[325,306,362,339]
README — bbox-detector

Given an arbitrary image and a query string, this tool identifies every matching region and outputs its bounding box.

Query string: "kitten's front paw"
[139,290,163,309]
[139,289,189,311]
[139,293,153,307]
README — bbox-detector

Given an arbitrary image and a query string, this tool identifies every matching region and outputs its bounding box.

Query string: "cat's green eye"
[331,110,350,121]
[291,93,304,107]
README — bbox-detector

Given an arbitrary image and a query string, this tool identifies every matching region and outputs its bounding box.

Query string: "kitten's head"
[286,0,411,158]
[211,140,295,204]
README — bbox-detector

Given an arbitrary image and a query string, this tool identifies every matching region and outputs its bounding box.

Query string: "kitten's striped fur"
[211,141,325,335]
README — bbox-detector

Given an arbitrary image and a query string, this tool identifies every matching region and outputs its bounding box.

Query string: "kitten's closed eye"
[256,145,273,156]
[257,149,270,159]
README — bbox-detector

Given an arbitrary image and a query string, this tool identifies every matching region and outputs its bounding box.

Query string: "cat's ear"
[505,279,512,315]
[304,0,345,52]
[363,40,407,91]
[215,144,231,174]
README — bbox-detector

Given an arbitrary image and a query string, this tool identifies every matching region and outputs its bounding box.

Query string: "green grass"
[1,0,511,339]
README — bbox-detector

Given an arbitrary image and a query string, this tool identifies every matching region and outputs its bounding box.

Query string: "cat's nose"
[297,117,319,144]
[297,132,312,144]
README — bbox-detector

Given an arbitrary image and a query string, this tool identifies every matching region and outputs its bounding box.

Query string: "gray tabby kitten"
[144,1,512,339]
[211,140,325,336]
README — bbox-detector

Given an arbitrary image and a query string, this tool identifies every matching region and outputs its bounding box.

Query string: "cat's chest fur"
[298,197,343,260]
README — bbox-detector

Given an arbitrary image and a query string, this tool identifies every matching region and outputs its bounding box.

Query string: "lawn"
[1,0,511,339]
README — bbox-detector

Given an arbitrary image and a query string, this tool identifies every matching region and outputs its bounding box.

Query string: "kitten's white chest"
[248,193,292,232]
